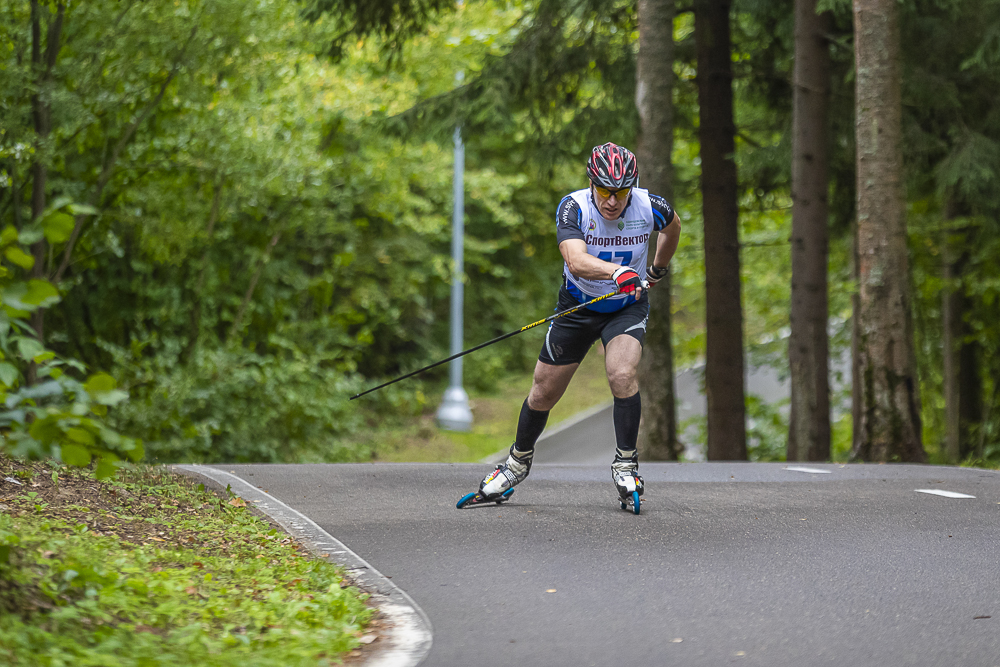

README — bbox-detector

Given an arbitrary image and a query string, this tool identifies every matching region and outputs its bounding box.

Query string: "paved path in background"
[487,364,793,465]
[207,462,1000,667]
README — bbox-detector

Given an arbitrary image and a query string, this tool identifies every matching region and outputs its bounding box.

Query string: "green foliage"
[0,463,372,665]
[3,0,1000,466]
[0,213,140,476]
[389,0,640,156]
[746,395,788,462]
[109,346,371,463]
[2,0,567,462]
[302,0,456,60]
[902,0,1000,463]
[679,395,789,462]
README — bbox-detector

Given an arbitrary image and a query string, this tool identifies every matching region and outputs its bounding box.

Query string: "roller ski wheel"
[456,487,514,509]
[619,490,641,515]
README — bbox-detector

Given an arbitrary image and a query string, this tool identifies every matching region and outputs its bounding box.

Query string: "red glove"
[612,266,643,295]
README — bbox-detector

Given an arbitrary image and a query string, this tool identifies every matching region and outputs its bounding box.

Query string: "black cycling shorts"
[538,286,650,366]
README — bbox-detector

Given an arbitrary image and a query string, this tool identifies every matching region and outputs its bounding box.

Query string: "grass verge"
[0,456,373,666]
[365,348,614,462]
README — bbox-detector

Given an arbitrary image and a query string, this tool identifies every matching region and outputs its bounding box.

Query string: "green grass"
[0,460,372,666]
[367,348,614,462]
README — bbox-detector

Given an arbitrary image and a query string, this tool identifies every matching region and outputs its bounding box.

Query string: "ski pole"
[349,287,624,400]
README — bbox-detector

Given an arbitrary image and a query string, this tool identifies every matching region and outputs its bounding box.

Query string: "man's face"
[591,183,630,220]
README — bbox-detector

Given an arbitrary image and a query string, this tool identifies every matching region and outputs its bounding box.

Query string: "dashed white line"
[784,466,832,474]
[915,489,976,499]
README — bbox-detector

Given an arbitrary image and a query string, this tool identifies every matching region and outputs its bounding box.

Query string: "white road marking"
[784,466,832,474]
[915,489,976,499]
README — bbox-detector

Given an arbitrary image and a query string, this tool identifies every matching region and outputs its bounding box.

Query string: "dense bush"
[110,347,372,463]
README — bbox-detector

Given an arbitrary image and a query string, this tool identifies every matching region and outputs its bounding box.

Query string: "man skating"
[476,142,681,508]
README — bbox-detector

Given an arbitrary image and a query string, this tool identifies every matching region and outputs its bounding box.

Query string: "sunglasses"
[593,184,631,200]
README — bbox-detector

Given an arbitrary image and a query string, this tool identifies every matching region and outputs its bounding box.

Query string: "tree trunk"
[787,0,832,461]
[695,0,746,460]
[636,0,681,461]
[942,224,960,463]
[958,328,982,458]
[942,215,982,462]
[27,0,65,384]
[850,0,925,462]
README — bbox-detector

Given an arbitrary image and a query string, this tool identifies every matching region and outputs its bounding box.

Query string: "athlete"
[476,142,682,505]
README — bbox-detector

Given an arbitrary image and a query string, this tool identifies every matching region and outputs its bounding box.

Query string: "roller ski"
[612,452,644,515]
[456,445,532,509]
[456,487,516,508]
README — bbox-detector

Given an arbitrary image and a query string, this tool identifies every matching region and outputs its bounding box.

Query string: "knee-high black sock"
[613,392,642,458]
[513,398,549,454]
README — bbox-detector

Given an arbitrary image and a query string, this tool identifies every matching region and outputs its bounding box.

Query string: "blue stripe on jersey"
[651,207,666,231]
[566,280,635,313]
[648,193,674,231]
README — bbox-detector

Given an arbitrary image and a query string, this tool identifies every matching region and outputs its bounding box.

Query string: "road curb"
[174,465,433,667]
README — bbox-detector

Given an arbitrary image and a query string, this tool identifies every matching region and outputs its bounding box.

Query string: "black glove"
[645,264,668,287]
[612,266,643,295]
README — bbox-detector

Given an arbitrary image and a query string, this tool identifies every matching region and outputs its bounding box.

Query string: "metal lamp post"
[436,115,474,431]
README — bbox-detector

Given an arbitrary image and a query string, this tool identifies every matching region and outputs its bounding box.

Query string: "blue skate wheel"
[632,491,641,515]
[620,500,627,510]
[457,492,477,509]
[497,488,515,504]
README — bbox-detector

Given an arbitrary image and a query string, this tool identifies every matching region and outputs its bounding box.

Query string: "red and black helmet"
[586,142,639,188]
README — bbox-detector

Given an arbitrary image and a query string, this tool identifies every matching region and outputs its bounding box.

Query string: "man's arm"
[645,212,681,287]
[559,238,621,281]
[555,196,634,293]
[559,239,646,299]
[651,212,681,269]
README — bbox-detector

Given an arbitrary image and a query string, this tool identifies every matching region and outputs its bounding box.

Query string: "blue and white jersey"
[555,187,675,313]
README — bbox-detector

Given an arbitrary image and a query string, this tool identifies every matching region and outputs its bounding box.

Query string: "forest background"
[2,0,1000,470]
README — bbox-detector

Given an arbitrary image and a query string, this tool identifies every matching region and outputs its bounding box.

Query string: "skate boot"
[612,450,644,514]
[479,444,533,499]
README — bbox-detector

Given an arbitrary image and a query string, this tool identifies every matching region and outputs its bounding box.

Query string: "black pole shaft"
[349,289,621,400]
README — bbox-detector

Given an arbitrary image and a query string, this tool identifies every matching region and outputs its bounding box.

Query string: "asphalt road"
[213,462,1000,666]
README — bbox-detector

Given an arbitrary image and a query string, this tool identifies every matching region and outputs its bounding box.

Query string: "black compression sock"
[613,392,642,455]
[514,398,550,453]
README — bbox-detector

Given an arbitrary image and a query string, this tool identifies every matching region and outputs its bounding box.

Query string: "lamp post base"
[437,386,473,431]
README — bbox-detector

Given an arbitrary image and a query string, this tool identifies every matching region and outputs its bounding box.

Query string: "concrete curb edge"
[174,465,433,667]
